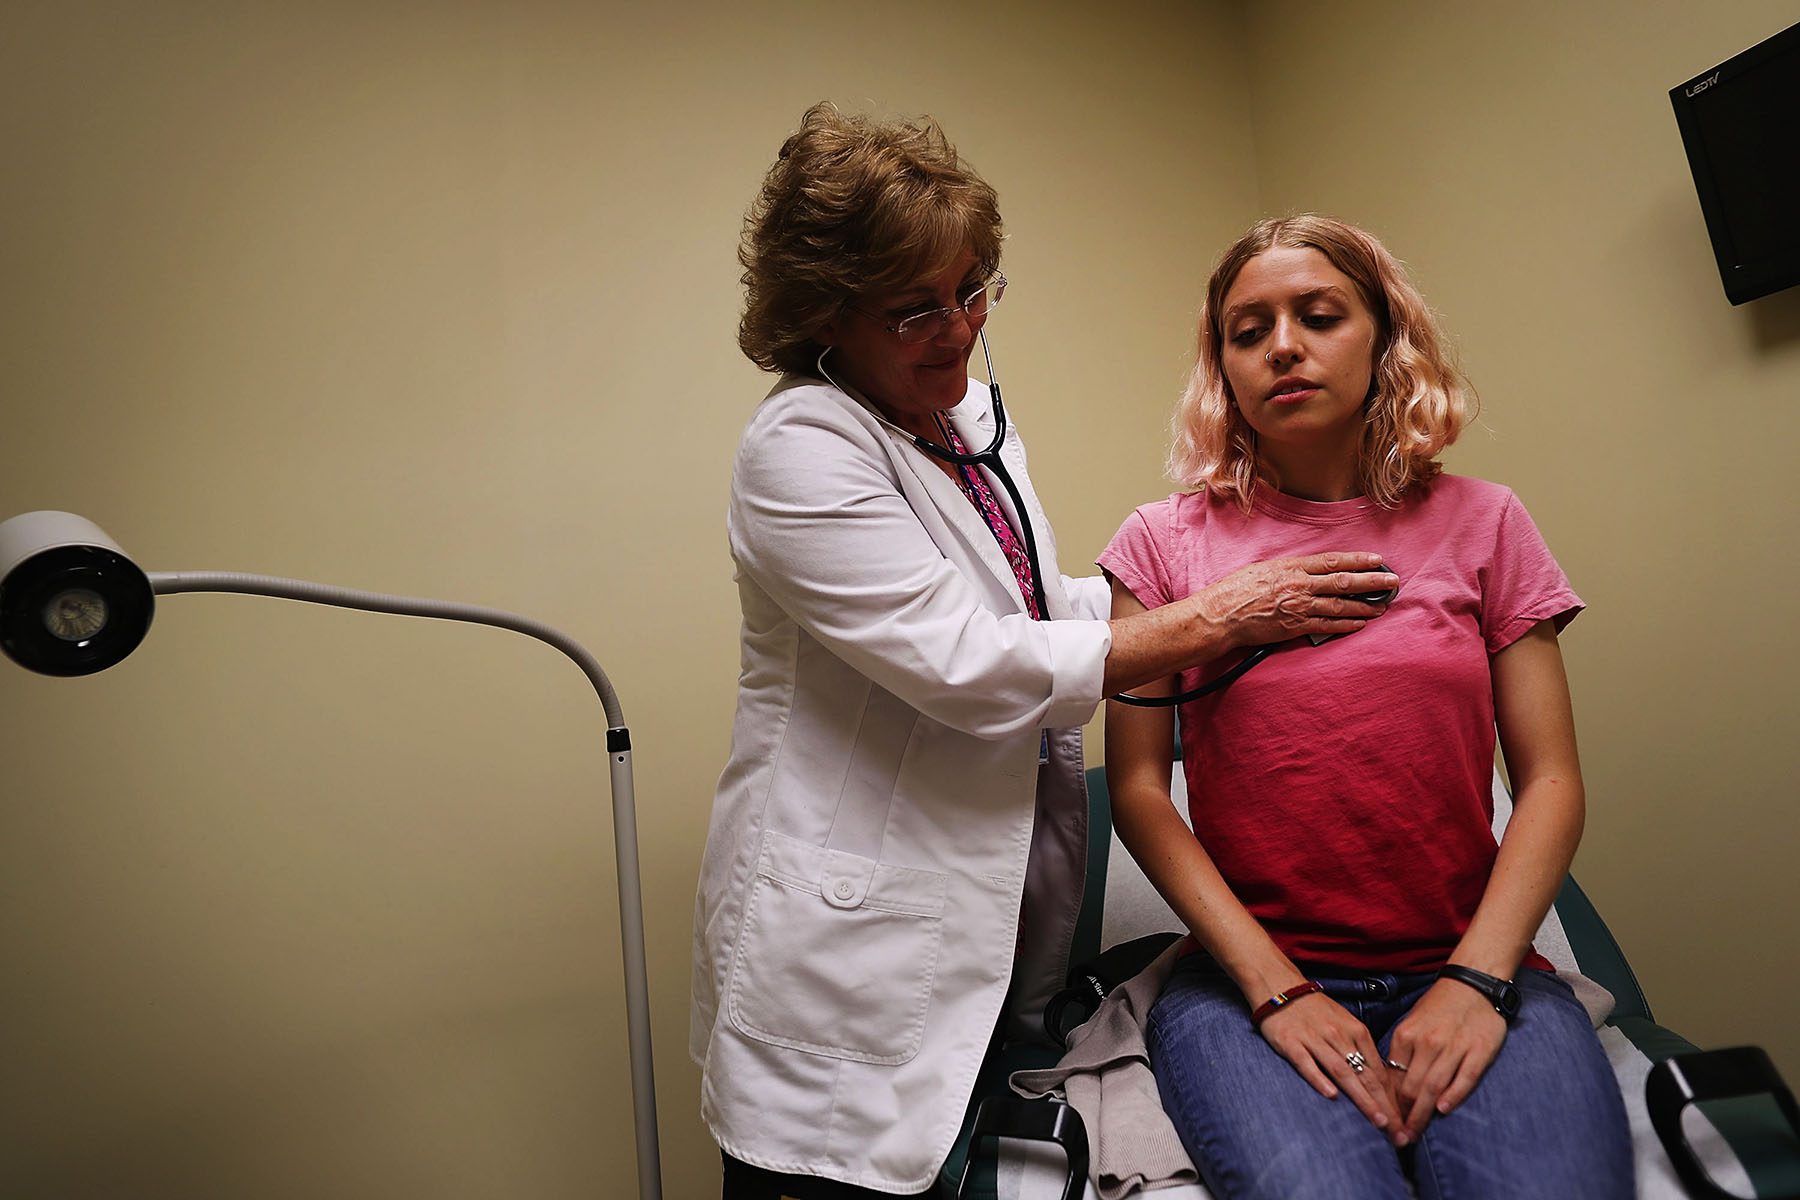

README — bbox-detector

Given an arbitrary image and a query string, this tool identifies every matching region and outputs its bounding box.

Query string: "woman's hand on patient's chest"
[1197,553,1397,649]
[1259,991,1410,1147]
[1386,979,1509,1139]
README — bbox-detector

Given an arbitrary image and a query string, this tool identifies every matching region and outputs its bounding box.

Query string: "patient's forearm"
[1111,780,1304,1002]
[1455,622,1586,978]
[1452,774,1584,978]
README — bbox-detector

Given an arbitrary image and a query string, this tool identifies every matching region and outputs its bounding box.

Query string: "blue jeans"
[1145,955,1633,1199]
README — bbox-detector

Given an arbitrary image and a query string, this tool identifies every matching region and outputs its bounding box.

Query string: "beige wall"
[1241,1,1800,1081]
[0,3,1258,1196]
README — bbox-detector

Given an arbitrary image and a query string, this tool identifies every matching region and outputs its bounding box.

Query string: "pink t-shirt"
[1098,475,1581,975]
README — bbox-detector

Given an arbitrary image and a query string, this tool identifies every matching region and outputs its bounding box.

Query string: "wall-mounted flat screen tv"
[1669,20,1800,305]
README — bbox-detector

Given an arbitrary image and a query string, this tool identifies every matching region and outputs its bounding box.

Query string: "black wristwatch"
[1437,964,1523,1021]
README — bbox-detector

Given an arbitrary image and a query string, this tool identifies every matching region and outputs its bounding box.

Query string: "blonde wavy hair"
[737,102,1003,376]
[1169,215,1475,509]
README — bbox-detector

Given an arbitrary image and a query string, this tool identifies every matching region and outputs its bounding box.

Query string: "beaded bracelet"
[1251,980,1323,1027]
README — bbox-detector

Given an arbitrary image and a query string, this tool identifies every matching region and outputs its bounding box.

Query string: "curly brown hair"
[737,102,1004,375]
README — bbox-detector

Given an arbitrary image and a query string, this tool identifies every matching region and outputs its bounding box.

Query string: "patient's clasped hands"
[1257,987,1412,1147]
[1258,980,1509,1146]
[1386,978,1510,1139]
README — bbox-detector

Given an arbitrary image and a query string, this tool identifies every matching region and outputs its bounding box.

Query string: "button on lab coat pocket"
[727,830,949,1065]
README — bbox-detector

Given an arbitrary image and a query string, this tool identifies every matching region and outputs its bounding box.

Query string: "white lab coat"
[691,373,1113,1192]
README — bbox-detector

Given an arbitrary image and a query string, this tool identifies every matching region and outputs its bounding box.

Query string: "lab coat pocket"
[727,830,949,1065]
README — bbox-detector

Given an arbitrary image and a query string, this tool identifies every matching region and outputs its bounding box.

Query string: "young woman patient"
[1099,215,1633,1199]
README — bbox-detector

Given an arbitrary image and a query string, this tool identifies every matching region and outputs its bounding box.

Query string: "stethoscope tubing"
[820,330,1050,619]
[1109,644,1274,707]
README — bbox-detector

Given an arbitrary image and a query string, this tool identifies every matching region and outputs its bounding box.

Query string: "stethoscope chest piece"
[1114,564,1398,707]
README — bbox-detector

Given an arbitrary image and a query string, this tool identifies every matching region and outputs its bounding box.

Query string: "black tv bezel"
[1668,20,1800,306]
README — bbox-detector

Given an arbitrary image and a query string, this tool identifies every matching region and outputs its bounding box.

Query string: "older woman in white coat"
[690,104,1400,1200]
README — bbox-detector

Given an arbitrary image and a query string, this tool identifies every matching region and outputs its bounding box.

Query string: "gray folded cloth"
[1008,941,1617,1200]
[1566,968,1616,1028]
[1008,940,1195,1199]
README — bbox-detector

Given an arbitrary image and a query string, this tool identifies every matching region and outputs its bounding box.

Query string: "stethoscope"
[818,328,1049,619]
[815,332,1392,708]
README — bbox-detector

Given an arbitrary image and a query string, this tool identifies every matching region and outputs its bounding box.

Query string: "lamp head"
[0,512,154,676]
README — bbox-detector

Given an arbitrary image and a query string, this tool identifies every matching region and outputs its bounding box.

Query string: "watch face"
[1497,982,1523,1020]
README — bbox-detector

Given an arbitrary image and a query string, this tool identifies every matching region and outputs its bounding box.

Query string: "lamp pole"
[1,515,662,1200]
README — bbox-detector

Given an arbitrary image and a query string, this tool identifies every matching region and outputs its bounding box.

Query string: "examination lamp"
[0,510,663,1200]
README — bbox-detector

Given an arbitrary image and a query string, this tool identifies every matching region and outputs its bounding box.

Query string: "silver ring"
[1345,1050,1367,1074]
[1385,1058,1409,1072]
[1265,351,1275,365]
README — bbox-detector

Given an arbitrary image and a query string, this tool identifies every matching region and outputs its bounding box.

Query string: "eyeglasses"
[850,273,1007,344]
